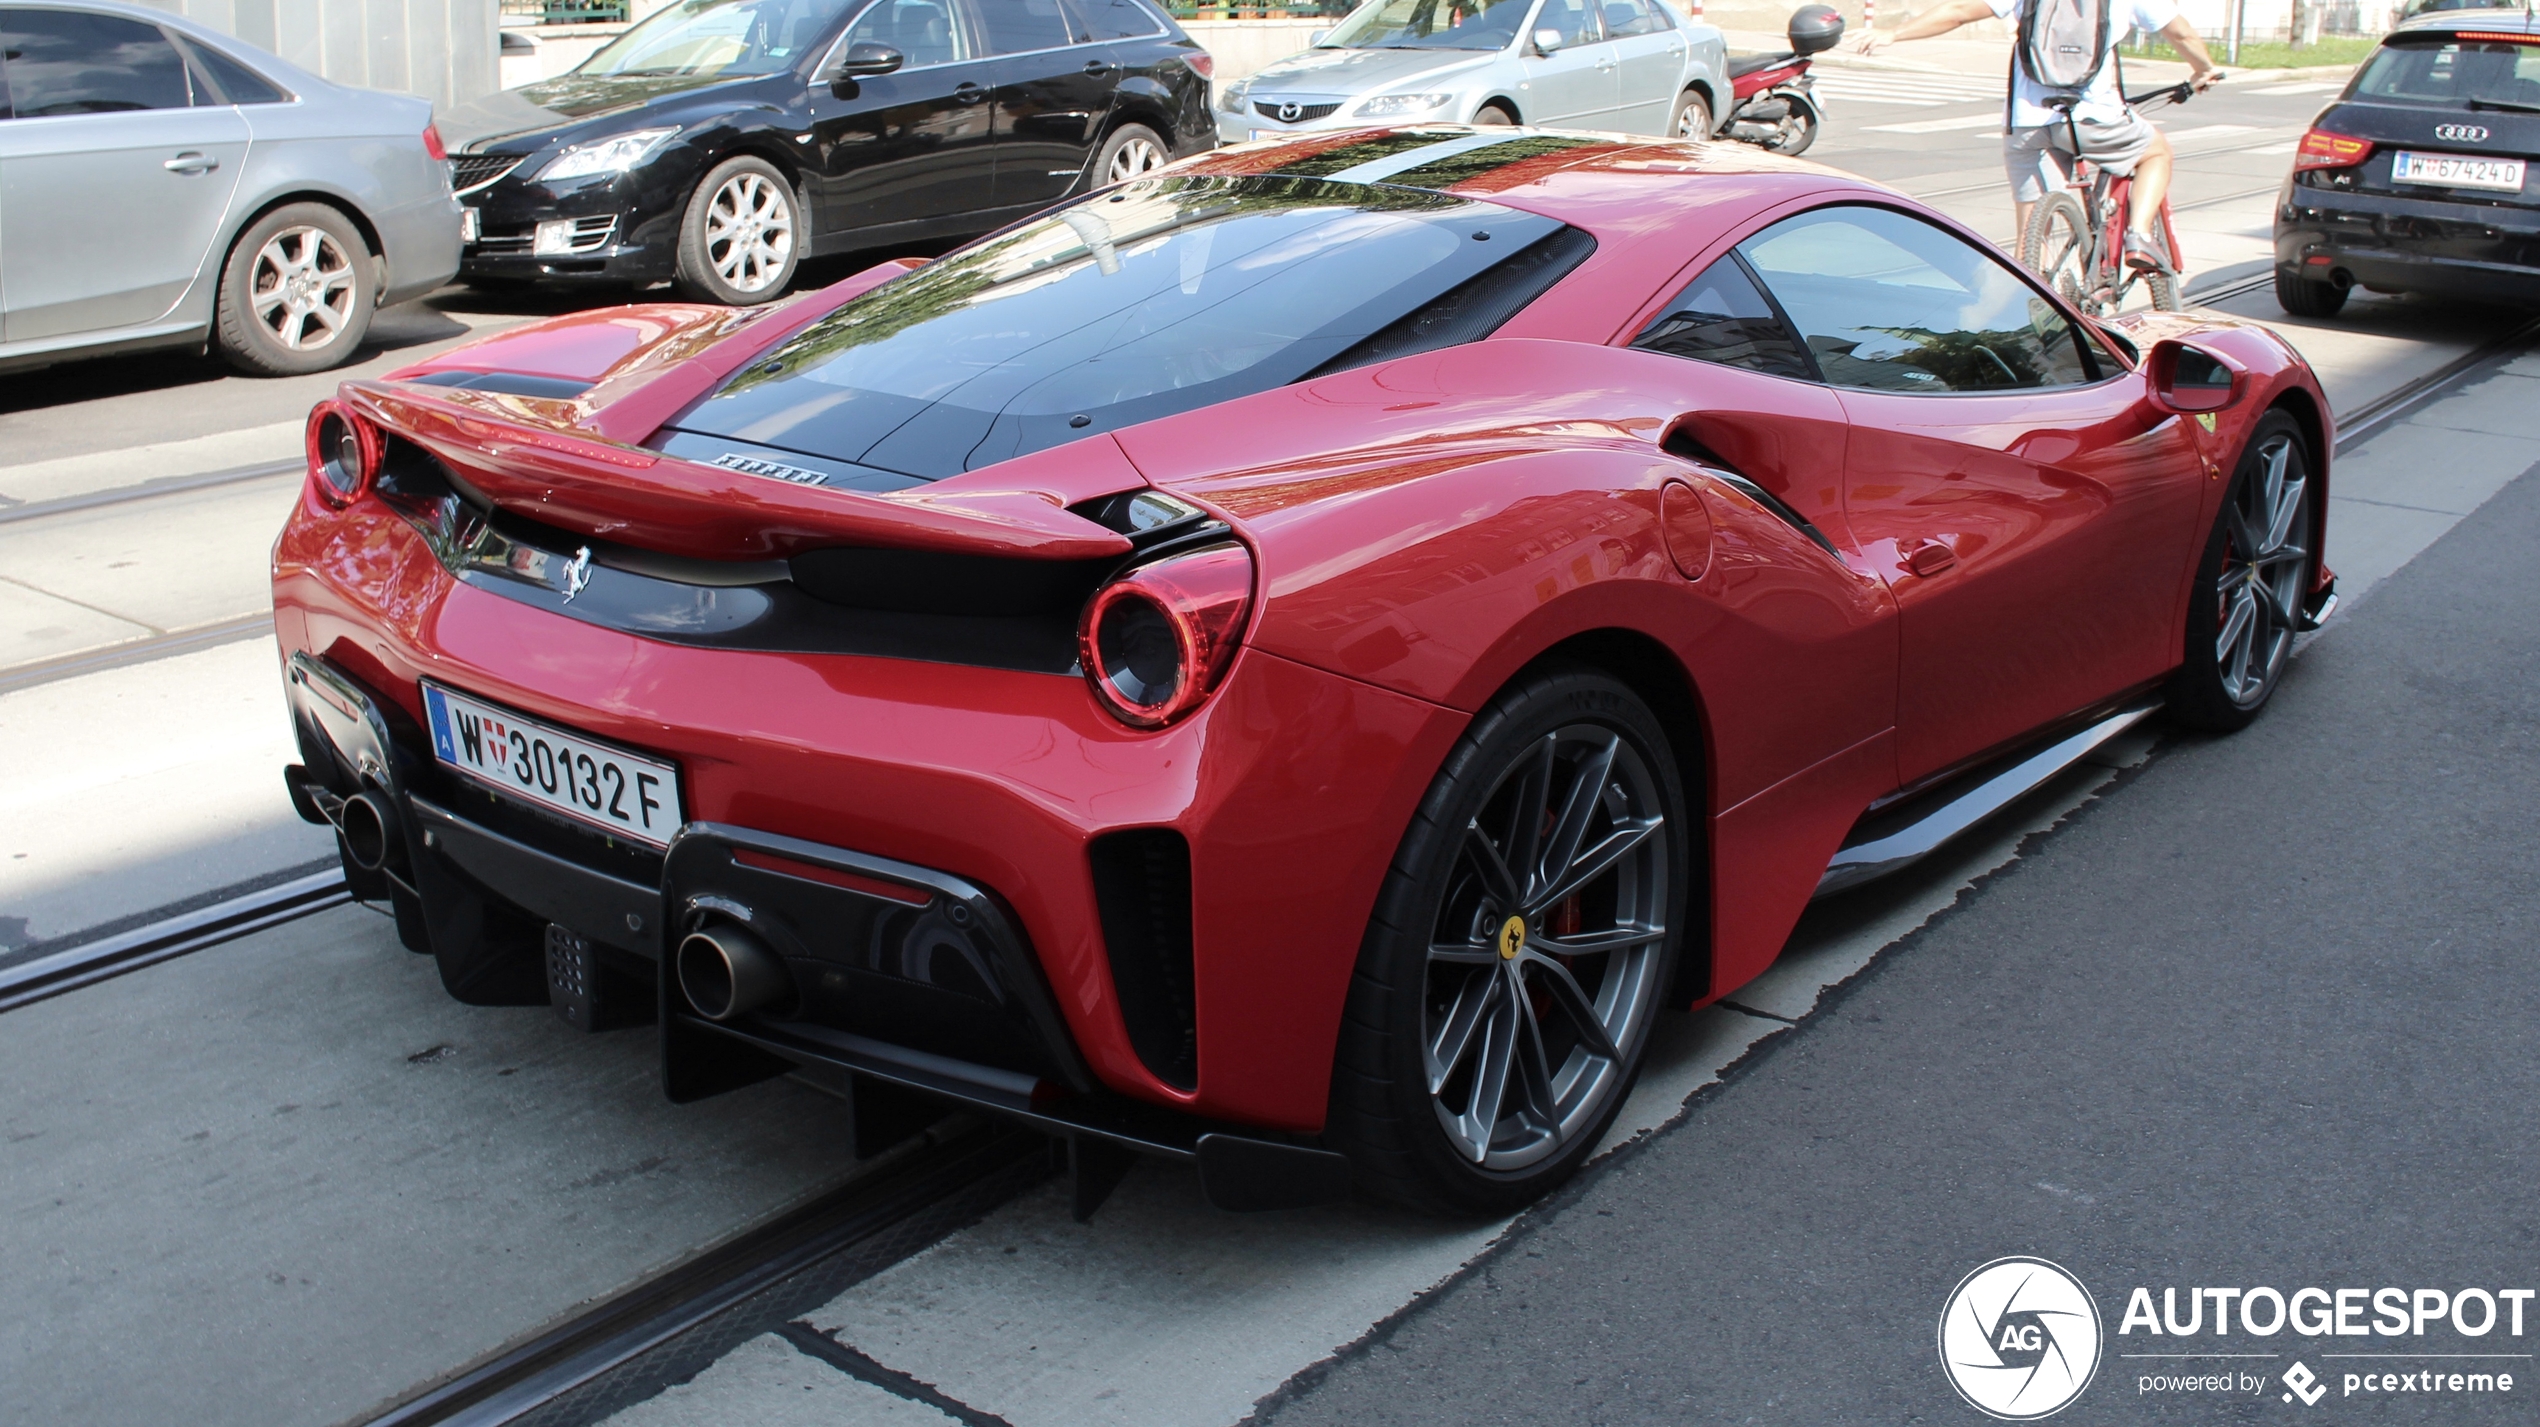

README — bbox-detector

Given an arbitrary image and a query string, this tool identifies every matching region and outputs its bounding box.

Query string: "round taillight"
[305,402,379,505]
[1079,541,1254,728]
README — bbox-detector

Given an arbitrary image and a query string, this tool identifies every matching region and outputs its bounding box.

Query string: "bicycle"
[2017,82,2197,316]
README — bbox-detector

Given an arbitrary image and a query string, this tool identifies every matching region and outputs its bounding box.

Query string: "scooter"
[1719,4,1843,157]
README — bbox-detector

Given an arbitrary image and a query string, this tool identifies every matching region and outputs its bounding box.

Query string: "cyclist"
[1858,0,2222,272]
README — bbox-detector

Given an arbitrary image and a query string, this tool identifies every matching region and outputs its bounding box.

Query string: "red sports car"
[274,127,2335,1217]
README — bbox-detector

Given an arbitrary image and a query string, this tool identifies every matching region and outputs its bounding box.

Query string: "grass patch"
[2121,33,2377,67]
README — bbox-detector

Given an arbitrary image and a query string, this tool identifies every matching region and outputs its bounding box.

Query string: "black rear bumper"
[280,652,1347,1213]
[2277,178,2540,302]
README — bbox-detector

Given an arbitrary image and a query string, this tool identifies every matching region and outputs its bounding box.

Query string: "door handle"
[164,151,217,174]
[954,81,985,103]
[1905,538,1958,577]
[1082,59,1112,74]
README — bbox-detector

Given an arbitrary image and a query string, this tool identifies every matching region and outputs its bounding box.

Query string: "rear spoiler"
[338,381,1133,564]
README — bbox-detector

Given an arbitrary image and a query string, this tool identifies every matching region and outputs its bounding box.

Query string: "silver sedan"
[0,0,461,376]
[1216,0,1728,144]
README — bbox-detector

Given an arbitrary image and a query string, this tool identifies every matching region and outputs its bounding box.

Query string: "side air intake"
[1089,828,1198,1091]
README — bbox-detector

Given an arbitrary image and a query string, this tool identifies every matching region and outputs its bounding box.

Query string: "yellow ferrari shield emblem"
[2196,413,2217,433]
[1498,915,1527,960]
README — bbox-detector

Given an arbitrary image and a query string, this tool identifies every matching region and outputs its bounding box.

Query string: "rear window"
[672,174,1580,478]
[2355,33,2540,108]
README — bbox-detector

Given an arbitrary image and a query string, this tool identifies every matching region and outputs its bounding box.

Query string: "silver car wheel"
[1424,724,1670,1171]
[703,171,794,296]
[249,226,358,352]
[1106,132,1168,183]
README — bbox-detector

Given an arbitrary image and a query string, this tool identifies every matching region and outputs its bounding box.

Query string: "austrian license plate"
[423,682,682,846]
[2391,150,2526,192]
[461,206,480,243]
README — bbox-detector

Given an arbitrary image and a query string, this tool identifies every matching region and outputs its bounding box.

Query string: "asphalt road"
[1253,435,2540,1427]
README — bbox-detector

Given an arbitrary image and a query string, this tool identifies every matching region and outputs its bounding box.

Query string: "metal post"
[2228,0,2243,63]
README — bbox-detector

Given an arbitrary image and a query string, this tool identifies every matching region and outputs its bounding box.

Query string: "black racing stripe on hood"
[1378,134,1611,191]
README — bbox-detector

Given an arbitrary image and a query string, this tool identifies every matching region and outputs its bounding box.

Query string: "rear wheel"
[1761,93,1819,155]
[214,202,375,376]
[1094,122,1169,185]
[1669,88,1711,140]
[2125,222,2182,312]
[674,156,800,306]
[2274,267,2350,318]
[2166,411,2316,731]
[1327,668,1685,1215]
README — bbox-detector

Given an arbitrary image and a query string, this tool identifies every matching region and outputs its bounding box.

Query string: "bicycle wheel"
[2020,192,2100,315]
[2113,220,2184,313]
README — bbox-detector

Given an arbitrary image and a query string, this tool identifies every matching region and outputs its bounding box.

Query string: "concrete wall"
[1180,16,1326,84]
[135,0,502,108]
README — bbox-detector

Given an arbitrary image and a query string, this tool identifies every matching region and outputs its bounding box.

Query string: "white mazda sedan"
[1216,0,1729,144]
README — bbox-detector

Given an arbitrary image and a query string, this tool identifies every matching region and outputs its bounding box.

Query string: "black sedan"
[438,0,1215,303]
[2276,7,2540,315]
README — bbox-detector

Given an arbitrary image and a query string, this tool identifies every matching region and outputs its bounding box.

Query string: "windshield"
[1320,0,1533,50]
[2355,34,2540,107]
[578,0,856,78]
[670,175,1570,478]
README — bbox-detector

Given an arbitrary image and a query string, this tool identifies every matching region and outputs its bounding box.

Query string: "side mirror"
[2147,338,2244,415]
[1532,25,1565,52]
[838,41,904,77]
[1309,26,1329,42]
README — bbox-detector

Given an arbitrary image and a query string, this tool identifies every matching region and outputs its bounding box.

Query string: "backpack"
[2016,0,2114,95]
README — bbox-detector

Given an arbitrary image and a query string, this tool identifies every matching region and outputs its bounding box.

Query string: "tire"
[2020,191,2099,314]
[2165,410,2316,732]
[213,202,375,376]
[2141,263,2181,312]
[1764,93,1818,155]
[1669,88,1711,140]
[1093,122,1170,186]
[1474,103,1517,126]
[674,155,801,306]
[1326,667,1688,1216]
[2133,223,2182,312]
[2274,267,2349,318]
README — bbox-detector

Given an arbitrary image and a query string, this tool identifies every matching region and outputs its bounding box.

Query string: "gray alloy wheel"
[1327,668,1684,1214]
[674,156,800,305]
[1097,123,1170,185]
[1474,103,1517,126]
[2168,411,2315,731]
[1670,88,1711,140]
[2212,429,2312,707]
[1423,722,1672,1170]
[214,201,375,376]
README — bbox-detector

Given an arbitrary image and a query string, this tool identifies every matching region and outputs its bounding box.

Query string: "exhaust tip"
[340,790,398,872]
[677,922,793,1022]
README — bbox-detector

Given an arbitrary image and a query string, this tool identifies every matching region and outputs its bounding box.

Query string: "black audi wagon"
[2275,7,2540,315]
[438,0,1214,303]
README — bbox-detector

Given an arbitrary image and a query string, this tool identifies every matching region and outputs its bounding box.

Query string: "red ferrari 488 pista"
[274,127,2335,1216]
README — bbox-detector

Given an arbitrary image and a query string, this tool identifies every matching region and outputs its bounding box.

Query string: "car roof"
[2392,6,2540,34]
[1173,127,1884,245]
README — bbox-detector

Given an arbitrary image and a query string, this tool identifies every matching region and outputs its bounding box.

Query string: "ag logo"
[1938,1258,2102,1419]
[2434,123,2489,142]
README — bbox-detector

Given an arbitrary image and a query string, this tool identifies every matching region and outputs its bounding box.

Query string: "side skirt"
[1814,701,2160,898]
